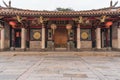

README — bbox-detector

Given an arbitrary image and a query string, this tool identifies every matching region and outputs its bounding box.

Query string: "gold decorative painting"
[81,29,91,40]
[33,32,41,40]
[30,29,41,41]
[81,32,88,40]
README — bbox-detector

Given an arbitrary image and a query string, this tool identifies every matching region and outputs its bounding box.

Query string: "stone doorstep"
[0,51,120,57]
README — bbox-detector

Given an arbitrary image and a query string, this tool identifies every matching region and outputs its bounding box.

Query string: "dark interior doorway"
[14,29,21,47]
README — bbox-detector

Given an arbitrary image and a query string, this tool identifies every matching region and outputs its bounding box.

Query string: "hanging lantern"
[50,24,57,34]
[105,21,113,28]
[9,21,16,28]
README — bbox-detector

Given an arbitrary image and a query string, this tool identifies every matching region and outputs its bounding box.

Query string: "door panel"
[54,28,68,48]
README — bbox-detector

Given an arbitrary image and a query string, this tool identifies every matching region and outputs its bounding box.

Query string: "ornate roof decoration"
[0,7,120,17]
[0,0,120,17]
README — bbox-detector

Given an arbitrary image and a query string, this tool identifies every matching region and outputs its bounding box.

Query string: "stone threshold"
[0,51,120,57]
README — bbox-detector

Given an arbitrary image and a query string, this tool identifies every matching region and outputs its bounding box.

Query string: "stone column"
[118,27,120,49]
[21,28,26,50]
[41,24,45,50]
[1,28,5,50]
[77,24,81,50]
[96,28,101,49]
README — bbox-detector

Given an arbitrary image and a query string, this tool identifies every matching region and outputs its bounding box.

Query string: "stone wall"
[30,41,41,49]
[0,27,10,50]
[81,41,92,49]
[0,40,10,50]
[112,39,118,49]
[4,40,10,49]
[112,23,118,49]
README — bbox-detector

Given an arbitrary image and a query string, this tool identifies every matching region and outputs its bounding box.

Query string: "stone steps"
[0,51,120,57]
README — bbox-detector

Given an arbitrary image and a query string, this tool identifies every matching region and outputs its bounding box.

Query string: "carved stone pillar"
[77,24,81,50]
[21,28,26,50]
[41,24,45,50]
[1,28,5,50]
[96,28,101,49]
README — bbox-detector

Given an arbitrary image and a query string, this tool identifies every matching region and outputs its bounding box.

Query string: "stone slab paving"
[0,54,120,80]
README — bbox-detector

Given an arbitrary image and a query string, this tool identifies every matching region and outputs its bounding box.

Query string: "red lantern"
[105,21,113,28]
[9,21,16,28]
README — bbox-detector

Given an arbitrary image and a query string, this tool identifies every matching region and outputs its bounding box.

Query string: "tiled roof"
[0,7,120,17]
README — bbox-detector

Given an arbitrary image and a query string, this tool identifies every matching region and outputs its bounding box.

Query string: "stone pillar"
[118,27,120,49]
[21,28,26,50]
[77,24,81,50]
[96,28,101,49]
[41,24,45,50]
[1,28,5,50]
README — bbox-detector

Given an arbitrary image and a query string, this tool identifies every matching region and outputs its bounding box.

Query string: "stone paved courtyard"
[0,53,120,80]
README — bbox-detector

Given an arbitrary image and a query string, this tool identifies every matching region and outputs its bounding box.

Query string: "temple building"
[0,3,120,51]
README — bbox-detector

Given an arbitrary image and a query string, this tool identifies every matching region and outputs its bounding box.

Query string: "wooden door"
[54,28,68,48]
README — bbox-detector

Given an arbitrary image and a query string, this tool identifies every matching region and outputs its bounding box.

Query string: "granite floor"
[0,54,120,80]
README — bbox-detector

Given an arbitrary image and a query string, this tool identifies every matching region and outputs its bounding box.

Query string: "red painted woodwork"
[30,26,42,28]
[49,18,73,20]
[80,26,92,28]
[48,26,67,28]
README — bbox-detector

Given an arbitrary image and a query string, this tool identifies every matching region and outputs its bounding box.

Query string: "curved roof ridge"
[0,7,120,17]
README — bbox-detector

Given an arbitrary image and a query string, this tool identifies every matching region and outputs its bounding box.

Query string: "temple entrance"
[14,29,21,47]
[54,28,68,48]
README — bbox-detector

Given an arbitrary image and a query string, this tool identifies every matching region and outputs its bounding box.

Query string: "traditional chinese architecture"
[0,1,120,51]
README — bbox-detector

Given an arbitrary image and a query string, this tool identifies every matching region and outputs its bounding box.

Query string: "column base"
[10,47,15,51]
[0,49,5,51]
[41,49,46,51]
[21,48,26,51]
[77,49,81,51]
[94,48,102,51]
